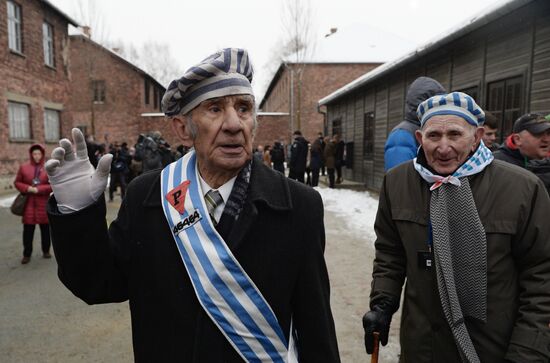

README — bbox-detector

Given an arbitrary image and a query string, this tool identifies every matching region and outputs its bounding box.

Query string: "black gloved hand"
[362,307,392,354]
[362,295,399,354]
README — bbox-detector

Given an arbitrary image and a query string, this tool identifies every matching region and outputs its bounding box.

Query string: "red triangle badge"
[166,180,191,215]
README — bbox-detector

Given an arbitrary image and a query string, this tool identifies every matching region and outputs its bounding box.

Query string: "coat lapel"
[227,160,293,251]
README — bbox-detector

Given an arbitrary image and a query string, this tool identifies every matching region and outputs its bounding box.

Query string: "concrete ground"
[0,188,401,362]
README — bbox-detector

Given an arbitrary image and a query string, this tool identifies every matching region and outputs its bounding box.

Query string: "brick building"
[0,0,78,192]
[256,24,415,148]
[68,34,168,150]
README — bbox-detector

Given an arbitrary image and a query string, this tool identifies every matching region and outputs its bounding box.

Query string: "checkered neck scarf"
[221,159,252,221]
[414,142,493,363]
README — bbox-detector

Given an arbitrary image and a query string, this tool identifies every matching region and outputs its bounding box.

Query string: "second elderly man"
[363,92,550,362]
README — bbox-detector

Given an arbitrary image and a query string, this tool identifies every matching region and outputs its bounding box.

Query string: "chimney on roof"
[81,26,91,38]
[325,27,337,38]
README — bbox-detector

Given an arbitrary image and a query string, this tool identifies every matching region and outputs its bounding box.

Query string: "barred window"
[43,22,54,67]
[8,101,30,140]
[44,109,60,142]
[7,1,22,53]
[92,80,106,103]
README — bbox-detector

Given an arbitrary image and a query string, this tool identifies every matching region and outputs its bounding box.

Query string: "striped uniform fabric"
[162,48,254,117]
[205,189,224,225]
[160,151,291,362]
[417,91,485,127]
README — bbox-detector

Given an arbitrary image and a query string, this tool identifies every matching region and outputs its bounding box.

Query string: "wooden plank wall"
[326,0,550,191]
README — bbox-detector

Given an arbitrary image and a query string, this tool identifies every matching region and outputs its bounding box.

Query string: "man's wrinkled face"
[514,129,550,159]
[482,126,497,148]
[189,94,255,173]
[415,115,482,175]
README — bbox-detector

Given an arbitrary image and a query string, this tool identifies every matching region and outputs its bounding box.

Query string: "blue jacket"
[384,77,446,171]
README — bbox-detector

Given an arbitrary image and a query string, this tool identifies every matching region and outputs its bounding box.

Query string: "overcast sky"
[49,0,506,98]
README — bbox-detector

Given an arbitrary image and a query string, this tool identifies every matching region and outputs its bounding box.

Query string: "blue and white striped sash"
[160,151,291,362]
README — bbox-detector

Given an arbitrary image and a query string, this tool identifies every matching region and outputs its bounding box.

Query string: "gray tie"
[204,189,223,225]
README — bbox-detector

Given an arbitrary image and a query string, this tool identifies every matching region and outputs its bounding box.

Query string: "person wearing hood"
[384,77,446,171]
[14,144,53,264]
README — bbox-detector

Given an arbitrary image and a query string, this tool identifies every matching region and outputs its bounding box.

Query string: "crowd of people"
[84,132,190,202]
[254,131,347,189]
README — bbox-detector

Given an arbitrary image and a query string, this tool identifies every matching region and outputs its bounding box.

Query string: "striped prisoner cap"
[417,91,485,127]
[162,48,254,116]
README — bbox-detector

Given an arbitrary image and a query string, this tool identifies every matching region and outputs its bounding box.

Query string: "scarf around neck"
[413,142,493,363]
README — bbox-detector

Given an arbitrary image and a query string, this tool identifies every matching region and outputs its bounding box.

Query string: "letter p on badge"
[166,180,190,215]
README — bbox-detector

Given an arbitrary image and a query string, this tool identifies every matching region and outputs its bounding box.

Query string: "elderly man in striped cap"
[363,92,550,362]
[45,48,340,362]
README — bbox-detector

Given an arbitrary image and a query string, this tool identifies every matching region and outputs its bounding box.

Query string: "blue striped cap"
[417,91,485,127]
[162,48,254,116]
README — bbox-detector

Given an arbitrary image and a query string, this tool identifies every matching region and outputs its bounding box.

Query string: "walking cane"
[371,332,380,363]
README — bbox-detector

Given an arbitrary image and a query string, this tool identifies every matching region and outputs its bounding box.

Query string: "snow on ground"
[0,194,16,208]
[315,187,379,244]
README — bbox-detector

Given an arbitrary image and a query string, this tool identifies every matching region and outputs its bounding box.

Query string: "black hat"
[513,113,550,134]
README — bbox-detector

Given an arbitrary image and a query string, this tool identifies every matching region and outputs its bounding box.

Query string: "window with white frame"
[8,102,30,140]
[43,22,54,67]
[44,109,60,142]
[7,1,22,53]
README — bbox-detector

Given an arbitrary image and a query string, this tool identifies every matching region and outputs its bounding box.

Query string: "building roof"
[42,0,79,27]
[286,23,416,64]
[318,0,533,106]
[70,35,165,91]
[259,24,415,108]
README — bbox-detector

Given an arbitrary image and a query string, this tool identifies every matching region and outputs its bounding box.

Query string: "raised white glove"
[45,128,112,214]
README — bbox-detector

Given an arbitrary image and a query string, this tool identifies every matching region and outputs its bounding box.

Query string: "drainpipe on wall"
[317,103,327,136]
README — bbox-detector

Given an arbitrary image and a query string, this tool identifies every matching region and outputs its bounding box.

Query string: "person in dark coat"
[288,130,309,183]
[363,92,550,362]
[270,141,285,174]
[384,76,446,171]
[323,136,336,188]
[309,138,323,187]
[46,48,340,363]
[108,142,130,202]
[14,144,52,264]
[318,132,326,176]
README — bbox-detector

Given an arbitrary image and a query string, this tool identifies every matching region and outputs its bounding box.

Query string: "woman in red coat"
[14,144,52,264]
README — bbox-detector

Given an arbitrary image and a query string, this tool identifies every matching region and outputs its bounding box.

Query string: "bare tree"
[107,40,183,87]
[74,0,109,44]
[280,0,317,131]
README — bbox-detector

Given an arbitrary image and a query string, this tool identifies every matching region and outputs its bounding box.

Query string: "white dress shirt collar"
[198,173,237,223]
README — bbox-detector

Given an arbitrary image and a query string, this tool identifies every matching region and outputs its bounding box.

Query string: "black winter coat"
[47,161,340,363]
[289,137,309,173]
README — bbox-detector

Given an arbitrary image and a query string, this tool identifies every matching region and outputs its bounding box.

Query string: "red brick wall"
[0,0,72,177]
[260,63,380,144]
[254,115,291,148]
[67,35,164,148]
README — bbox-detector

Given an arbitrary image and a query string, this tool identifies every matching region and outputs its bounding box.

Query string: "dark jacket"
[384,77,446,171]
[371,160,550,362]
[323,141,336,169]
[310,139,323,170]
[47,161,340,363]
[494,135,550,195]
[14,144,52,225]
[289,136,309,173]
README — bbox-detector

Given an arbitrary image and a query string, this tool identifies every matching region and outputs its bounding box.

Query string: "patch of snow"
[316,187,379,244]
[0,194,17,208]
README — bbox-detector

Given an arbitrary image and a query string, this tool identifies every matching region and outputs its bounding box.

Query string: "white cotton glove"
[45,128,112,214]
